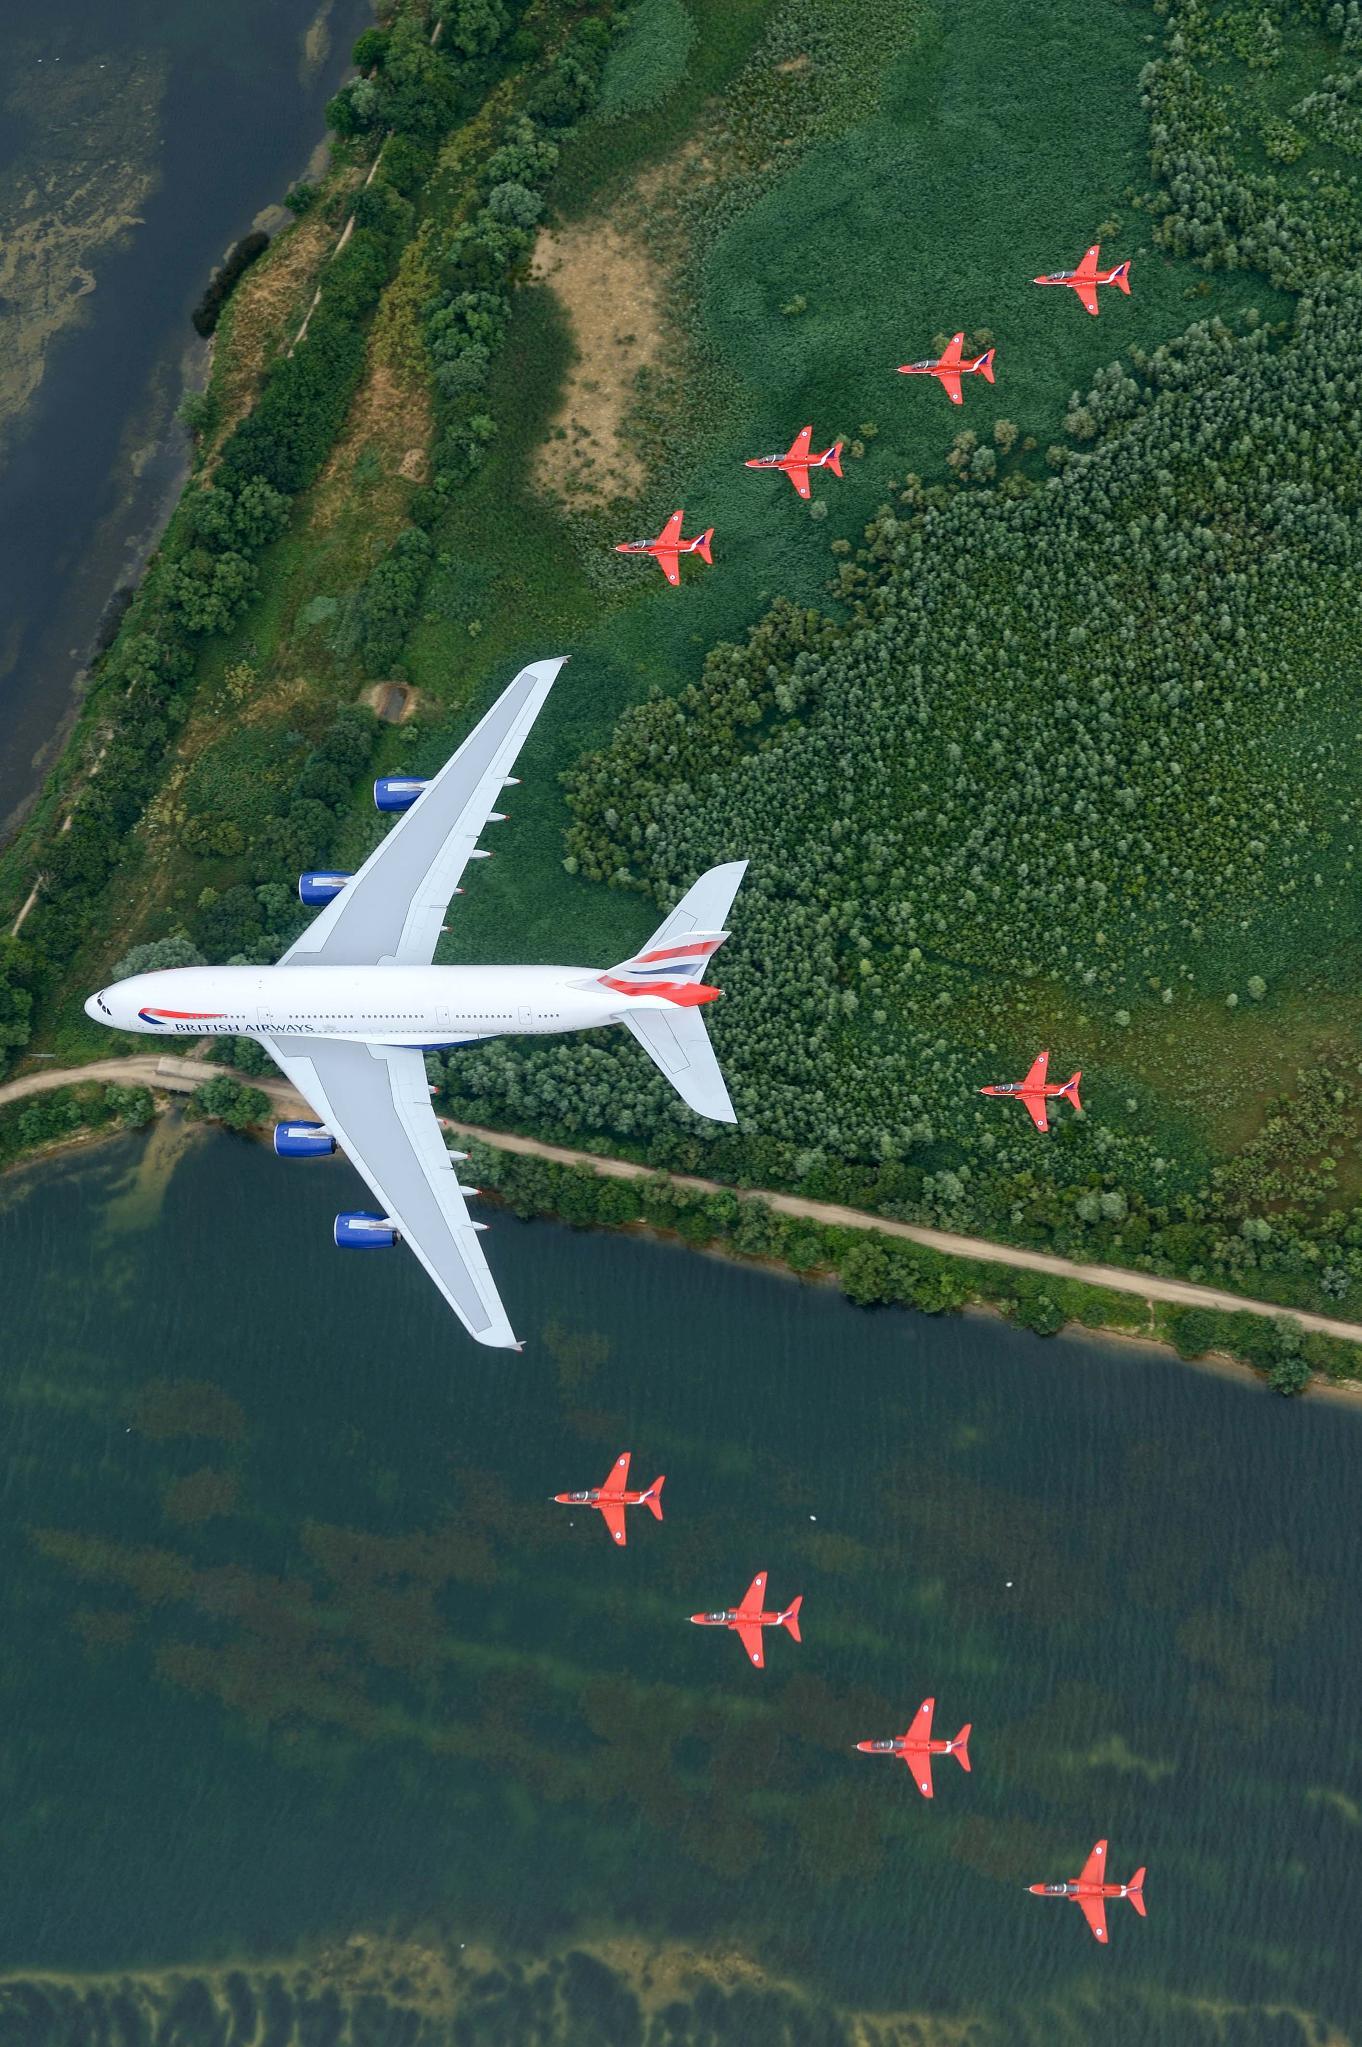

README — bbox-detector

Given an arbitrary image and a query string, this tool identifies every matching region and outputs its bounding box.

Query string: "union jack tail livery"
[596,861,748,1122]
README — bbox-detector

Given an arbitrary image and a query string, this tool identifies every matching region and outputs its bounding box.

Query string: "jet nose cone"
[84,992,103,1024]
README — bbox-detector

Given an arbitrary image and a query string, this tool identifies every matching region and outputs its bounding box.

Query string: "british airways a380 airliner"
[84,658,747,1350]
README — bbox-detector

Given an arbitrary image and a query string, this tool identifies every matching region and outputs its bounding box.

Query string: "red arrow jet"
[1033,243,1131,316]
[614,509,714,587]
[745,425,844,500]
[855,1696,972,1800]
[897,331,995,405]
[690,1571,802,1669]
[979,1049,1082,1133]
[1028,1840,1147,1943]
[552,1451,664,1546]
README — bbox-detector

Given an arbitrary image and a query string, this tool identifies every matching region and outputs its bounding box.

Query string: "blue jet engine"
[274,1121,336,1158]
[298,871,352,905]
[374,776,428,812]
[334,1211,399,1248]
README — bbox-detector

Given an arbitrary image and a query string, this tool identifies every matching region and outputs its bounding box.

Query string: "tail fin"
[780,1595,803,1642]
[1128,1870,1147,1915]
[644,1476,665,1521]
[953,1725,972,1773]
[696,527,714,566]
[1061,1071,1083,1115]
[1111,262,1132,294]
[828,441,844,478]
[975,349,996,384]
[606,861,748,1122]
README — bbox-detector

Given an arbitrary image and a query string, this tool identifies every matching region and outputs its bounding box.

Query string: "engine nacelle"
[274,1121,336,1158]
[374,776,428,813]
[298,870,352,906]
[334,1211,399,1248]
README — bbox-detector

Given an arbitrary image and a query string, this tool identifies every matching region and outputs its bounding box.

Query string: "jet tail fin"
[607,862,748,1123]
[780,1595,803,1642]
[954,1725,972,1772]
[828,442,844,478]
[1111,262,1132,294]
[1061,1071,1083,1115]
[644,1476,665,1521]
[696,527,714,566]
[1128,1870,1147,1915]
[975,349,996,384]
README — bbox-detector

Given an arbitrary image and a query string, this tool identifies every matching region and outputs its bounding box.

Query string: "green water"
[0,1121,1358,2043]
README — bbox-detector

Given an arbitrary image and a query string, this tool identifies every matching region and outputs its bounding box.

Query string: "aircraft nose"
[84,993,102,1024]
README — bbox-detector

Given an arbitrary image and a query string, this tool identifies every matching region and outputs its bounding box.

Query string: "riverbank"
[4,1051,1358,1395]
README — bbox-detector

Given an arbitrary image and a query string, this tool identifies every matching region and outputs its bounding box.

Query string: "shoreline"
[5,1054,1361,1404]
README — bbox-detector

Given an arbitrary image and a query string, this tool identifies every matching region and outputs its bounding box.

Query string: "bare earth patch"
[206,202,354,462]
[310,359,433,536]
[530,217,666,506]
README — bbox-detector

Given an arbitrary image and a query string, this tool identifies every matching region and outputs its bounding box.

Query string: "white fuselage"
[84,963,636,1047]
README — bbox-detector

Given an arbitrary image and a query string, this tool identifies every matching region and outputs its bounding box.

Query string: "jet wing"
[941,332,965,364]
[937,368,963,405]
[787,425,813,462]
[1078,1894,1109,1943]
[1076,244,1101,279]
[908,1750,935,1798]
[737,1571,767,1615]
[1024,1094,1049,1133]
[599,1498,628,1545]
[787,465,812,499]
[1023,1050,1050,1091]
[1075,282,1100,315]
[736,1622,765,1668]
[604,1450,631,1492]
[657,510,686,547]
[1079,1840,1107,1887]
[261,1034,520,1348]
[654,551,682,586]
[281,656,566,969]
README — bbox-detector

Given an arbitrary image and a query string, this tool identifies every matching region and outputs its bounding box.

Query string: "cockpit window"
[96,992,112,1017]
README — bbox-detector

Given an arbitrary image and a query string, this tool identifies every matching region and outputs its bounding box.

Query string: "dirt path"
[8,1054,1359,1350]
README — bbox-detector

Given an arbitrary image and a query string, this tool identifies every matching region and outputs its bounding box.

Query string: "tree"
[112,934,205,979]
[185,1077,270,1131]
[0,937,33,1080]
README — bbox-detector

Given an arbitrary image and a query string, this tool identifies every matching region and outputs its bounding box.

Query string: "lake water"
[0,1120,1357,2043]
[0,0,370,839]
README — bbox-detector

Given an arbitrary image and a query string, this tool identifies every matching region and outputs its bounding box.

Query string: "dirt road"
[6,1055,1362,1351]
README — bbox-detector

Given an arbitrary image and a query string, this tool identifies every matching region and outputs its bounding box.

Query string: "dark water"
[0,1121,1358,2044]
[0,0,370,839]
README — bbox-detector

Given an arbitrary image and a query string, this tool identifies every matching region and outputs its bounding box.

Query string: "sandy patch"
[530,217,666,506]
[206,204,351,461]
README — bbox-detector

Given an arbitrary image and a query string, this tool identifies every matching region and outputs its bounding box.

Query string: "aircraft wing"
[1025,1095,1049,1133]
[1078,1894,1109,1943]
[261,1034,520,1348]
[738,1571,767,1615]
[655,551,681,586]
[1075,283,1100,315]
[938,368,963,405]
[788,425,813,462]
[1023,1050,1049,1091]
[908,1750,934,1798]
[658,510,686,547]
[605,1450,631,1492]
[1079,1840,1107,1887]
[736,1622,765,1668]
[1076,244,1100,279]
[941,332,965,364]
[281,656,566,969]
[787,465,812,499]
[599,1498,628,1545]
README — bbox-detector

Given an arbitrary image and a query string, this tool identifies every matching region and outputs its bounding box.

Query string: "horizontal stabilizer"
[624,1007,736,1122]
